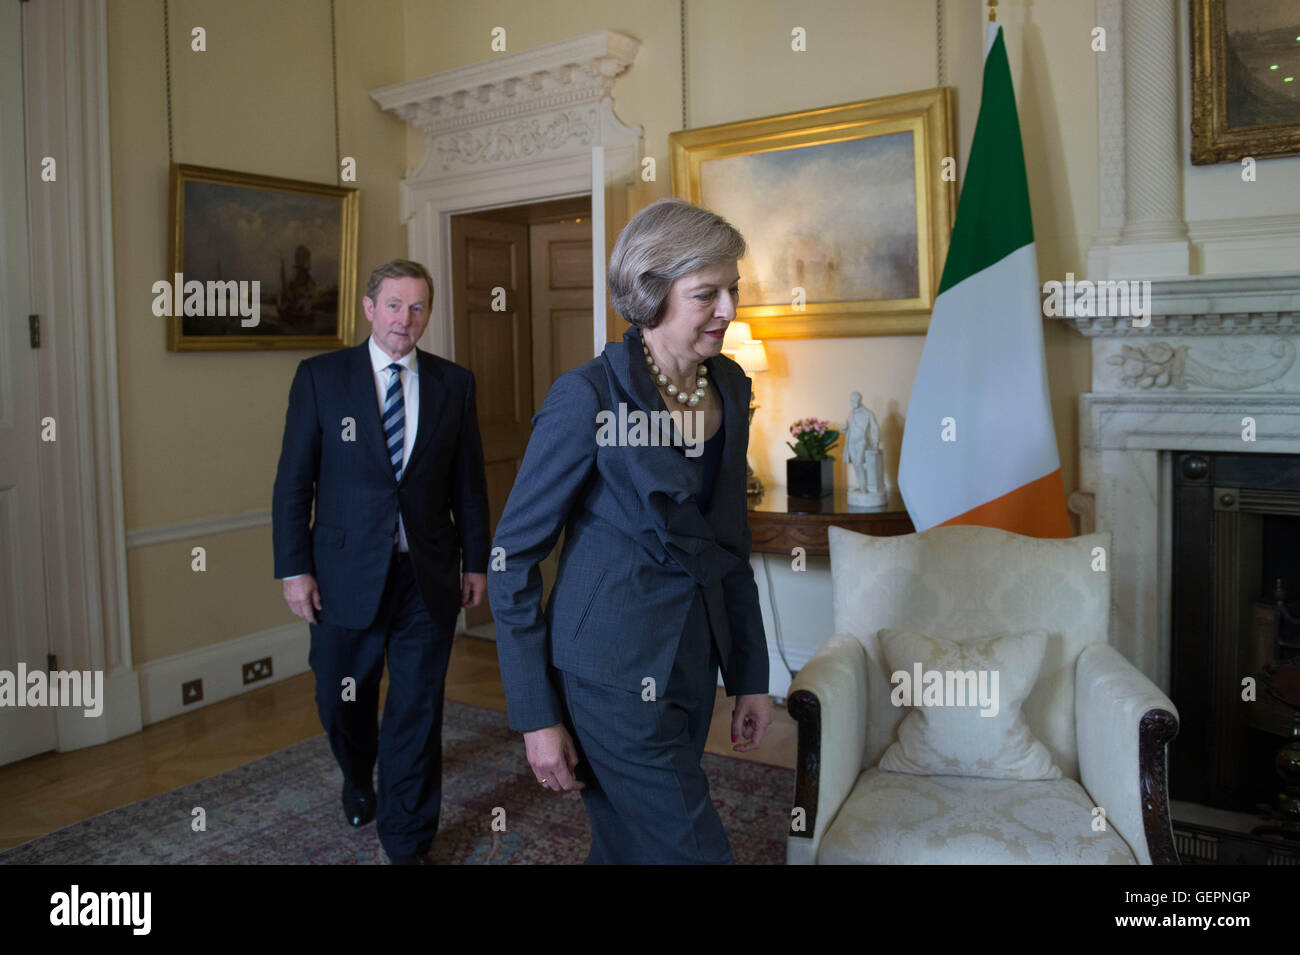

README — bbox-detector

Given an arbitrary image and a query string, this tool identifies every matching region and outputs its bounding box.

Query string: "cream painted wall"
[398,0,1096,508]
[106,0,1102,674]
[108,0,407,664]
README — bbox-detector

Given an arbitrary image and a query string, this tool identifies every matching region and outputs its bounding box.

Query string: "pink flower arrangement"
[787,417,840,460]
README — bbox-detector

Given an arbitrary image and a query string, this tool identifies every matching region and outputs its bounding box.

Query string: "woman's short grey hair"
[608,198,747,328]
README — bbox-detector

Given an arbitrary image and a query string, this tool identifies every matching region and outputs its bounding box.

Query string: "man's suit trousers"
[308,550,457,859]
[559,586,734,865]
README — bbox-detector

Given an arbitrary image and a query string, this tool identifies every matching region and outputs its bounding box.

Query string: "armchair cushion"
[878,628,1062,780]
[827,525,1113,778]
[819,768,1136,864]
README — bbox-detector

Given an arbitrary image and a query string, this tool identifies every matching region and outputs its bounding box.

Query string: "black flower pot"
[787,457,834,498]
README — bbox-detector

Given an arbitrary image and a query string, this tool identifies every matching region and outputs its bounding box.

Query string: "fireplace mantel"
[1058,272,1300,338]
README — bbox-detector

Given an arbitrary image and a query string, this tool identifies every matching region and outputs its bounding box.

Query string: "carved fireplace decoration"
[1107,339,1296,390]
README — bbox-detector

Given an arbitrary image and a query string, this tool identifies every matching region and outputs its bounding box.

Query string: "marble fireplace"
[1061,273,1300,696]
[1060,273,1300,836]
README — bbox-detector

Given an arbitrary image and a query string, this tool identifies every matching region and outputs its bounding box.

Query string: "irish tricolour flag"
[897,22,1070,538]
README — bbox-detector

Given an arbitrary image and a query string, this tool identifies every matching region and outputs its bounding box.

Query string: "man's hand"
[282,575,322,625]
[731,693,773,752]
[461,571,487,608]
[523,724,586,792]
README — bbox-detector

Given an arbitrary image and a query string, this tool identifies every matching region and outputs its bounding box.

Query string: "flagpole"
[988,0,997,22]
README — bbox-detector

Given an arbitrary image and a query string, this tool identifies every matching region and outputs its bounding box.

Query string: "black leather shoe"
[341,785,376,828]
[389,842,432,865]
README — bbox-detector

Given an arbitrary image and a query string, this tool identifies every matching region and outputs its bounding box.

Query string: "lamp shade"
[722,321,753,352]
[735,339,768,374]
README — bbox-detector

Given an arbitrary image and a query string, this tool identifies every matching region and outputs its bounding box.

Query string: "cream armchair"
[786,525,1180,865]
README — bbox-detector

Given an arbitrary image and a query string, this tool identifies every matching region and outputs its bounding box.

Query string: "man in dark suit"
[272,258,489,865]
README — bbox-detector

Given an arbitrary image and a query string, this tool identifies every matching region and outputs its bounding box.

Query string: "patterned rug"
[0,700,793,864]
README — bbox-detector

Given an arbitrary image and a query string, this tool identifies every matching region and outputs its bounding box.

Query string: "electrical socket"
[242,656,273,685]
[182,678,203,705]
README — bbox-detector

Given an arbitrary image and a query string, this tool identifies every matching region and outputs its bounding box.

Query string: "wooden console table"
[746,485,914,556]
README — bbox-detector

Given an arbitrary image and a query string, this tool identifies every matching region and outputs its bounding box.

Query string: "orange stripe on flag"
[938,469,1072,538]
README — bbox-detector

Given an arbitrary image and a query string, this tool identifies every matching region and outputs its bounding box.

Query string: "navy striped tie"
[383,363,404,482]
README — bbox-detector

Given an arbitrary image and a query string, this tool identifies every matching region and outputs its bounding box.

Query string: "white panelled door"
[0,0,54,765]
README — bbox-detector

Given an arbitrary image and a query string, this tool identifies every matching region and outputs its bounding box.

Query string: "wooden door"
[450,216,532,630]
[528,220,593,410]
[527,220,594,615]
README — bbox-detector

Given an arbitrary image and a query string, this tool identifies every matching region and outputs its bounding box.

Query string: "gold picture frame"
[670,88,955,339]
[166,164,359,351]
[1191,0,1300,165]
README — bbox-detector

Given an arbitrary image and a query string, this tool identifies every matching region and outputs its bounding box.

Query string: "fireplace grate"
[1172,821,1300,865]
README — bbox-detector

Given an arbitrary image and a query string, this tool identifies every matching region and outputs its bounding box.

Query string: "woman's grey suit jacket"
[489,324,770,733]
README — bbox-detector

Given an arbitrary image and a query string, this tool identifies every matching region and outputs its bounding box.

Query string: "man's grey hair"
[608,198,746,328]
[364,258,434,305]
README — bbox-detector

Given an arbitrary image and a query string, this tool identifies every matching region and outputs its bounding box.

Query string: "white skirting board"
[54,668,142,752]
[136,622,311,726]
[132,617,810,730]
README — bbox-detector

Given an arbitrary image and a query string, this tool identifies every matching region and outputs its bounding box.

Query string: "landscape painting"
[166,164,358,351]
[670,88,954,338]
[1191,0,1300,163]
[699,131,919,308]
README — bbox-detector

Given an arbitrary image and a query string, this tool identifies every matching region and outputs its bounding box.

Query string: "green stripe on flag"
[937,27,1034,295]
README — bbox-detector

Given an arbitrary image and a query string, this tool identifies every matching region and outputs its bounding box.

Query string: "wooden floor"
[0,635,797,852]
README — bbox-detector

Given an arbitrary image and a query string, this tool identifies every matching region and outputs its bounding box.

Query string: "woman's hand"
[523,724,587,792]
[731,693,773,752]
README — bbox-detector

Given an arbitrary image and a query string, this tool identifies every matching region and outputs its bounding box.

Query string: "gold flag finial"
[988,0,998,22]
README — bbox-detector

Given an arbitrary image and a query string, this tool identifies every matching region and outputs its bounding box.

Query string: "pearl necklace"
[642,337,709,406]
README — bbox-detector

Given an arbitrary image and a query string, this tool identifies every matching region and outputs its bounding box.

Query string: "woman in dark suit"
[488,198,773,864]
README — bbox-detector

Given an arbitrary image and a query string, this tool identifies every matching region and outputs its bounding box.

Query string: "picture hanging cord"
[680,0,688,130]
[330,0,341,174]
[162,0,343,176]
[163,0,173,166]
[936,0,945,88]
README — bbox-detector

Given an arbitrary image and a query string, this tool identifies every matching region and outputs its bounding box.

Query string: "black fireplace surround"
[1170,451,1300,812]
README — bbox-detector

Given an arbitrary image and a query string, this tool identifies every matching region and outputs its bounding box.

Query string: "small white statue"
[845,391,887,507]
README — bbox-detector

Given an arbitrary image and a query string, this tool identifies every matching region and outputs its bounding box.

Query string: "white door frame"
[22,0,140,752]
[370,30,644,361]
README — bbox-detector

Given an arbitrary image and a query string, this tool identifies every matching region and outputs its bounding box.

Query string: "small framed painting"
[669,88,955,339]
[165,164,359,351]
[1191,0,1300,164]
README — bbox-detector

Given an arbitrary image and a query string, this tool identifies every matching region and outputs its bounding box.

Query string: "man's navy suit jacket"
[489,324,770,732]
[272,340,490,631]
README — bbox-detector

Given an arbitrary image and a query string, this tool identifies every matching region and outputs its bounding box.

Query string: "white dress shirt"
[281,337,421,582]
[369,335,419,552]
